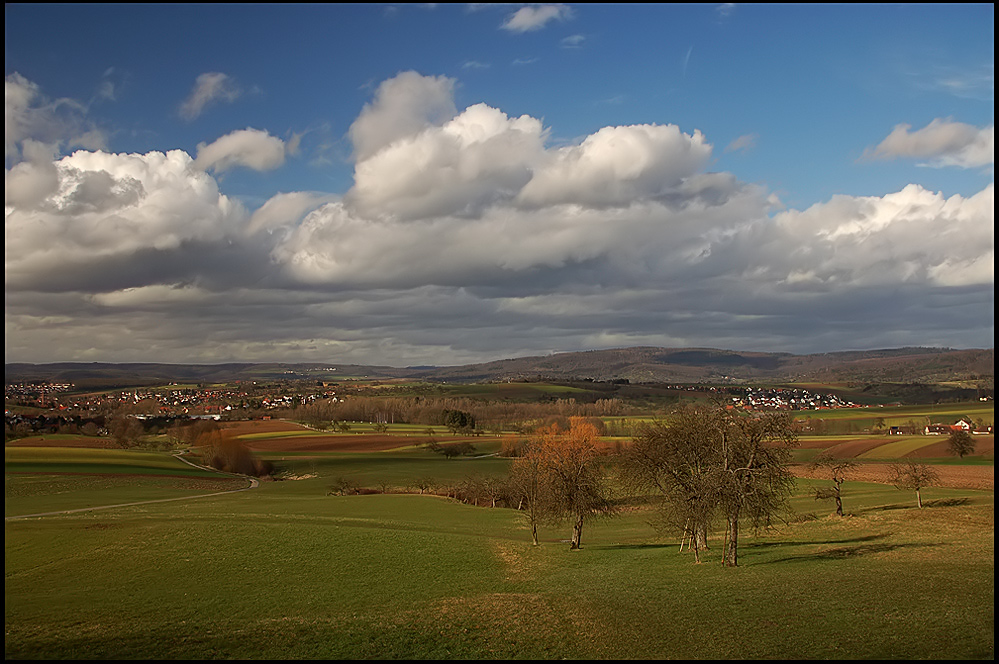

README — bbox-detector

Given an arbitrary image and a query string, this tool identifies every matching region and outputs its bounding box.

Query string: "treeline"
[293,395,630,432]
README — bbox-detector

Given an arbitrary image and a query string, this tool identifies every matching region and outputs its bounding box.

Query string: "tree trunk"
[531,520,539,546]
[724,512,739,567]
[694,522,709,550]
[834,491,843,517]
[916,489,923,509]
[570,514,584,550]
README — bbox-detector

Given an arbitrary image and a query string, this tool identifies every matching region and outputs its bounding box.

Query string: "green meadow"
[5,440,993,660]
[5,448,248,518]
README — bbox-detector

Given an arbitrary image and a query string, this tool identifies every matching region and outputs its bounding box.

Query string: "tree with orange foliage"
[518,416,614,550]
[198,427,273,477]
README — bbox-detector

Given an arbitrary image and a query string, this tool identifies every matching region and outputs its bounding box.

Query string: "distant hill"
[5,347,993,392]
[408,346,993,386]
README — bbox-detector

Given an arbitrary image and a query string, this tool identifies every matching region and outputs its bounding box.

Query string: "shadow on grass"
[862,497,971,513]
[597,543,677,551]
[924,497,972,508]
[745,533,890,550]
[746,533,945,565]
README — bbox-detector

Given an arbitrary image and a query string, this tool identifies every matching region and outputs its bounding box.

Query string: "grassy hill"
[5,440,993,659]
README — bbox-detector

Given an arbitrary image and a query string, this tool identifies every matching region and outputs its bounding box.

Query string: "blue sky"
[5,4,994,366]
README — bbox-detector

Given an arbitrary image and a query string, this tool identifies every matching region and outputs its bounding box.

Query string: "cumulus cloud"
[756,183,994,289]
[179,72,241,120]
[347,102,547,219]
[284,74,993,300]
[863,118,994,168]
[517,124,713,208]
[501,4,572,32]
[192,128,288,173]
[5,140,61,207]
[248,191,338,234]
[348,71,457,162]
[5,71,993,366]
[5,149,247,292]
[343,73,717,218]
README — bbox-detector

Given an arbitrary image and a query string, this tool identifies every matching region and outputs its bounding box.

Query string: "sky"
[4,3,994,367]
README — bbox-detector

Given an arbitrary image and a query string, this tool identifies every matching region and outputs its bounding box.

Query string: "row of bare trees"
[316,400,959,565]
[295,395,630,433]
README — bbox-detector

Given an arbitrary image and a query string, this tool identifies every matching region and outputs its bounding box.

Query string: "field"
[5,406,994,660]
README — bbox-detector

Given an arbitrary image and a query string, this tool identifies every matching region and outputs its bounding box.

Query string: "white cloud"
[5,71,993,366]
[766,183,994,288]
[725,133,757,154]
[192,128,287,173]
[347,102,546,219]
[179,72,241,120]
[5,140,60,207]
[926,65,994,101]
[517,124,713,208]
[348,71,457,162]
[864,118,994,168]
[344,73,717,218]
[248,191,337,234]
[5,149,246,290]
[5,72,107,161]
[501,5,571,33]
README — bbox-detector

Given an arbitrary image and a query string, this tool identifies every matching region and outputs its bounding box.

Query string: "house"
[925,419,975,435]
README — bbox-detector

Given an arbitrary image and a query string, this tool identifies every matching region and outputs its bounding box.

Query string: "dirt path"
[4,453,259,521]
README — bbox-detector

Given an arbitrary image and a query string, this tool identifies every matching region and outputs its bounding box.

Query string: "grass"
[4,448,248,517]
[5,447,220,476]
[5,444,993,659]
[858,437,947,459]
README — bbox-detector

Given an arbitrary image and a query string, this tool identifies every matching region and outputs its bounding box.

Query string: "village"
[5,379,990,441]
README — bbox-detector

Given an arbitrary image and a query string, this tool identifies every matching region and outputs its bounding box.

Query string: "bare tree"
[621,404,722,563]
[715,410,798,567]
[809,453,858,517]
[889,460,939,508]
[327,476,357,496]
[411,476,436,495]
[509,441,554,545]
[107,412,144,448]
